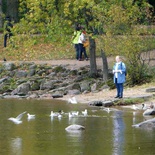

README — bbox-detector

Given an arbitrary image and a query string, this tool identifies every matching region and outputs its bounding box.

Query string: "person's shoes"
[3,58,7,61]
[119,96,123,99]
[85,58,88,61]
[114,96,119,98]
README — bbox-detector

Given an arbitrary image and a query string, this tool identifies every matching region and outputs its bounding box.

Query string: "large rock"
[27,69,36,77]
[91,83,97,92]
[15,70,27,78]
[11,83,30,95]
[67,89,81,95]
[52,91,63,98]
[0,77,8,84]
[146,87,155,92]
[40,79,61,90]
[80,81,90,92]
[3,62,16,71]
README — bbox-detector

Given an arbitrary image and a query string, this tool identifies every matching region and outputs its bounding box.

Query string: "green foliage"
[2,0,7,14]
[1,0,155,86]
[114,98,145,106]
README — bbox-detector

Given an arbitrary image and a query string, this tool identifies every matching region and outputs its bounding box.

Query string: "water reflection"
[112,111,125,155]
[0,99,155,155]
[10,137,22,155]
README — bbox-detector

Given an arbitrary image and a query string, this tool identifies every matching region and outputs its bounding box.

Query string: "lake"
[0,99,155,155]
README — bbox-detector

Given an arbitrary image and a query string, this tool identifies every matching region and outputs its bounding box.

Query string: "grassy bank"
[0,25,155,61]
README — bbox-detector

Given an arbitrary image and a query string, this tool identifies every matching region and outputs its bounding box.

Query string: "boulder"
[28,69,36,77]
[65,124,85,131]
[52,91,63,98]
[29,64,37,70]
[11,83,30,95]
[40,80,61,90]
[3,62,16,71]
[146,87,155,92]
[67,89,81,95]
[15,70,27,78]
[0,77,8,84]
[80,81,90,92]
[91,83,97,92]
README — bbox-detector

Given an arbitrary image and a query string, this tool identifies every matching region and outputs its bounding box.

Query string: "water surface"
[0,99,155,155]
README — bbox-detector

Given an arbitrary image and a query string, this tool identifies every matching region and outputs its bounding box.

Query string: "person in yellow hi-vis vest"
[72,24,82,60]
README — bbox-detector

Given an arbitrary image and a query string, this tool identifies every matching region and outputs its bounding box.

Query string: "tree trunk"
[101,49,108,82]
[0,0,2,27]
[89,36,98,78]
[6,0,18,22]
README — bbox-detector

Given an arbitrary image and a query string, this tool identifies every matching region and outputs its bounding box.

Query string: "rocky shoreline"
[0,61,154,107]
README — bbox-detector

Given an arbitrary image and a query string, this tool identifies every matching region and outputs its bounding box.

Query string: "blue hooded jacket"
[113,62,126,84]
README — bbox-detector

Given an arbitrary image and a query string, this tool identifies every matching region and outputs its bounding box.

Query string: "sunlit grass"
[0,30,155,61]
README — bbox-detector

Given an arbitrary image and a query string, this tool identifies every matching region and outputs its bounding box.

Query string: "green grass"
[0,25,155,61]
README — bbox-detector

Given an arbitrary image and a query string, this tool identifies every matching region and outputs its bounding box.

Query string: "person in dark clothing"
[4,16,13,47]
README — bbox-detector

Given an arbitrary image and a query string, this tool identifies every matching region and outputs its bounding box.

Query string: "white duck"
[8,111,27,124]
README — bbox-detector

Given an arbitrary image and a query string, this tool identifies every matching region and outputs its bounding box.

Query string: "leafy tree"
[11,0,155,84]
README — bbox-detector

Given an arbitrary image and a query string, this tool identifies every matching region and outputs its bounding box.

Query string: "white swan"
[8,111,27,124]
[65,124,85,131]
[68,97,77,104]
